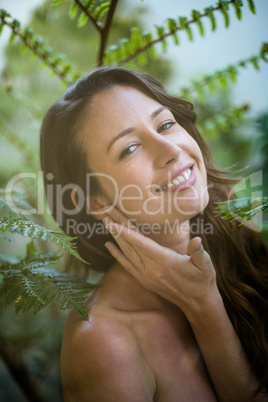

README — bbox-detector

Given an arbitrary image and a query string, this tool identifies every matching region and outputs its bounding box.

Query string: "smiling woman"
[40,67,268,401]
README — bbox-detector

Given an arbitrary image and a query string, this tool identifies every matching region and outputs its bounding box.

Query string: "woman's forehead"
[87,85,163,118]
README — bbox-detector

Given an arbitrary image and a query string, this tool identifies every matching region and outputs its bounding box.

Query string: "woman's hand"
[103,208,220,319]
[103,208,265,400]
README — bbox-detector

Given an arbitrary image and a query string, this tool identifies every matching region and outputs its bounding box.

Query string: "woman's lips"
[160,166,196,192]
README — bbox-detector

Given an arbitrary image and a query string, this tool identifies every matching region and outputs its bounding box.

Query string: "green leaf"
[63,63,72,74]
[167,19,179,45]
[51,0,62,6]
[215,197,268,223]
[9,31,16,44]
[0,9,11,19]
[218,72,228,87]
[12,18,20,29]
[227,66,238,82]
[20,43,29,56]
[85,0,96,12]
[250,56,260,70]
[106,44,121,63]
[130,26,142,49]
[52,53,65,65]
[94,2,110,21]
[26,240,38,258]
[147,45,157,60]
[204,7,216,31]
[0,254,97,319]
[77,12,88,28]
[191,9,204,36]
[247,0,256,14]
[232,0,243,20]
[154,25,167,51]
[120,38,132,57]
[192,81,205,103]
[34,37,44,49]
[155,24,165,37]
[23,27,34,39]
[0,217,87,264]
[137,52,147,65]
[69,2,79,20]
[179,17,193,41]
[217,0,230,28]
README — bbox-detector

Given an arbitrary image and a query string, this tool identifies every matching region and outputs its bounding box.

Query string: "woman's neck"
[97,262,177,313]
[96,219,191,313]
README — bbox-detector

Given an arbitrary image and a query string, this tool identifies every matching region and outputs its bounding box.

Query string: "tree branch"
[0,14,73,85]
[98,0,119,66]
[74,0,101,32]
[114,0,244,66]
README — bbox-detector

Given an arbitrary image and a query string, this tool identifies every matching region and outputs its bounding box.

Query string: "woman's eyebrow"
[106,106,168,153]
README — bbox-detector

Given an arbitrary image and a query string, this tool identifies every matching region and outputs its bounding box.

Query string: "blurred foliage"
[0,0,267,400]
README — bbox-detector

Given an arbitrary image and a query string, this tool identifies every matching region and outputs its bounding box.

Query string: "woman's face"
[80,85,209,227]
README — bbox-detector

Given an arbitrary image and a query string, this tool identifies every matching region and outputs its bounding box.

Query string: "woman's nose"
[150,134,181,167]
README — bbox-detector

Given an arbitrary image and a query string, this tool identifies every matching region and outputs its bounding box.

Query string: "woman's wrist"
[183,285,224,329]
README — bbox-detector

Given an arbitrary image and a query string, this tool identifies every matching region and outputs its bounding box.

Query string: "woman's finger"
[188,237,213,272]
[104,241,141,280]
[105,223,144,267]
[106,207,138,231]
[106,222,175,263]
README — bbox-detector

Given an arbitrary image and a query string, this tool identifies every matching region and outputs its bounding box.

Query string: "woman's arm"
[103,212,267,401]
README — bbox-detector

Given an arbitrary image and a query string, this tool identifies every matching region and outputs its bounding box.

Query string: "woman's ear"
[71,188,79,209]
[71,188,108,220]
[89,196,110,220]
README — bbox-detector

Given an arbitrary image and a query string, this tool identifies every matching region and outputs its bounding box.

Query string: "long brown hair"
[40,66,268,391]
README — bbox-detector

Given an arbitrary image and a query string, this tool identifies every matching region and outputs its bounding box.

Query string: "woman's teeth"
[164,168,191,189]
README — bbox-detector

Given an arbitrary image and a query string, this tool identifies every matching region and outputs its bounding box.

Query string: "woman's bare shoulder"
[61,303,156,401]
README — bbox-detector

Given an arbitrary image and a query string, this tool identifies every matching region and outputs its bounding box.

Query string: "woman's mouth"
[158,166,196,192]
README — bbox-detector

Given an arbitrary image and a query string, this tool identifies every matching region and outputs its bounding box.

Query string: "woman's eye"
[119,144,138,159]
[158,121,176,133]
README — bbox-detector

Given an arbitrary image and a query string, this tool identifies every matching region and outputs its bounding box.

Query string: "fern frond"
[0,9,80,85]
[0,216,87,263]
[215,197,268,223]
[105,0,249,66]
[0,190,33,218]
[197,104,250,140]
[180,43,268,102]
[0,252,96,319]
